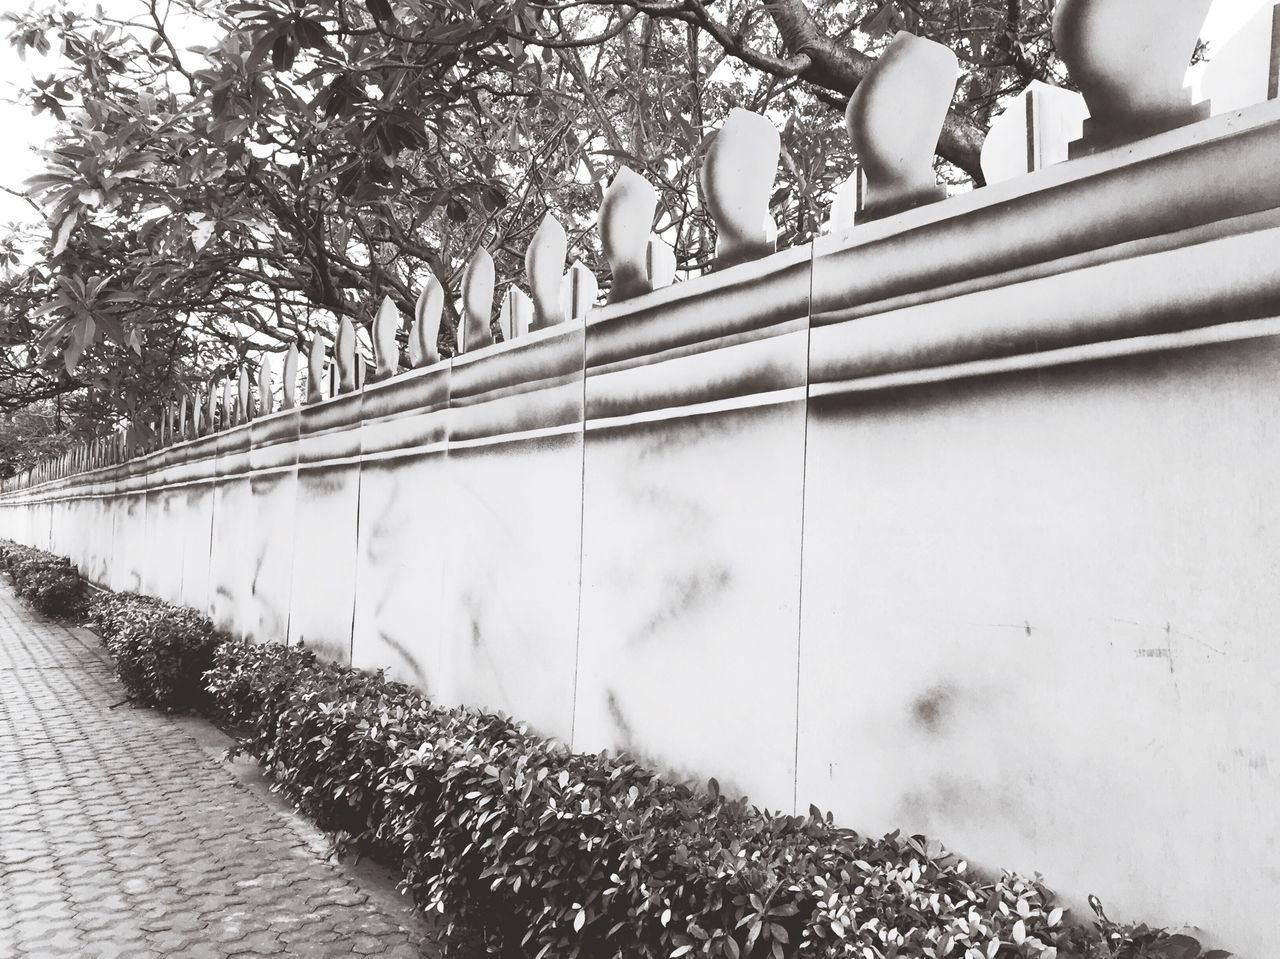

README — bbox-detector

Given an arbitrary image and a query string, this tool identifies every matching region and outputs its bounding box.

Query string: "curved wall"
[7,100,1280,956]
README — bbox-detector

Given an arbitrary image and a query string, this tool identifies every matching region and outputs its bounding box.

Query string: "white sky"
[0,0,1271,229]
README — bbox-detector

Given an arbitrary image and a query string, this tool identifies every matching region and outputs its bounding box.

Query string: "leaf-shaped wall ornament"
[1053,0,1213,155]
[599,167,657,303]
[560,261,599,322]
[412,276,444,367]
[306,336,326,404]
[222,379,235,428]
[237,367,251,423]
[646,235,677,289]
[461,247,495,353]
[526,213,567,330]
[498,286,534,341]
[373,295,400,381]
[282,342,299,409]
[826,172,861,234]
[979,81,1088,184]
[206,383,218,433]
[845,31,956,221]
[258,353,274,417]
[335,316,358,394]
[1198,2,1280,115]
[191,389,203,436]
[177,395,188,439]
[406,321,423,367]
[700,108,781,269]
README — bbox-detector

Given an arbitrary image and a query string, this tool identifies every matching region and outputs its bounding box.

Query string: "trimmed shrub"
[203,639,1221,959]
[0,540,90,620]
[2,547,1227,959]
[88,590,169,642]
[88,591,225,711]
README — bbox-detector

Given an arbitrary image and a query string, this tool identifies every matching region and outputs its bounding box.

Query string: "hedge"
[89,590,226,710]
[0,539,1227,959]
[0,540,90,619]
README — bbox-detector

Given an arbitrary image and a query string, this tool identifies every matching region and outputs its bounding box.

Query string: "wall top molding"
[811,104,1280,324]
[11,90,1280,498]
[815,97,1280,259]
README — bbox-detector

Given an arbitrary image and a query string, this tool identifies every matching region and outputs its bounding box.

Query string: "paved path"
[0,582,437,958]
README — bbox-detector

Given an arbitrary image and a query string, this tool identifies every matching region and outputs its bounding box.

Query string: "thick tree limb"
[764,0,985,180]
[596,0,988,181]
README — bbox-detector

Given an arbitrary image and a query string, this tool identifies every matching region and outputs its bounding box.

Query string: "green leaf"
[63,337,84,375]
[1153,936,1204,959]
[51,209,78,257]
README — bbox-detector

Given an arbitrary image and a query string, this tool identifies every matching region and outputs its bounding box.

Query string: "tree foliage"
[0,0,1065,437]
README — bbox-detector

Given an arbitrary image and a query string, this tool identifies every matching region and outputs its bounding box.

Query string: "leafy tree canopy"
[0,0,1064,464]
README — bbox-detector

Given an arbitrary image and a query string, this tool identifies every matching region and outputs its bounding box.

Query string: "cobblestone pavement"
[0,583,438,958]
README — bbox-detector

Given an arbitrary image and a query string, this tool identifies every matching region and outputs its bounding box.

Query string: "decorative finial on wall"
[826,170,862,234]
[647,236,677,289]
[411,276,444,367]
[282,343,298,410]
[980,81,1089,184]
[191,389,203,436]
[461,247,495,353]
[372,296,400,382]
[701,109,781,269]
[499,286,533,341]
[258,354,274,417]
[237,367,251,423]
[206,384,217,434]
[222,379,235,428]
[1053,0,1213,156]
[306,336,326,404]
[600,167,657,303]
[335,316,358,394]
[561,261,599,321]
[527,213,567,330]
[177,395,188,440]
[1199,3,1280,116]
[845,31,957,221]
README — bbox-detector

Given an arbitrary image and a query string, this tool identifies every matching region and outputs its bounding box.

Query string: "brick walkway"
[0,582,437,958]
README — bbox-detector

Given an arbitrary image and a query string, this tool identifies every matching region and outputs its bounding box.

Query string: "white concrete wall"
[7,100,1280,956]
